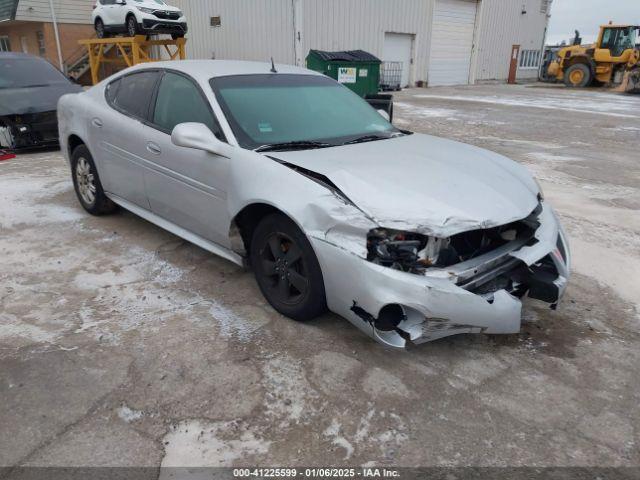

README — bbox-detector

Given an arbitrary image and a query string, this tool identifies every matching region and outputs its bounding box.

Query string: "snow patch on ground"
[262,355,317,428]
[526,152,582,163]
[117,405,144,423]
[0,175,83,229]
[415,92,638,118]
[323,419,354,460]
[208,301,270,341]
[0,312,61,344]
[394,102,459,118]
[159,420,270,469]
[476,136,567,150]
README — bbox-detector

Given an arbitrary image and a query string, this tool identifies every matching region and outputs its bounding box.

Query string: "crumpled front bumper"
[0,112,59,149]
[311,202,570,348]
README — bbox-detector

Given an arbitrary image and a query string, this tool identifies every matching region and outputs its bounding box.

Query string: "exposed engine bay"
[0,112,59,149]
[364,204,566,306]
[367,205,541,273]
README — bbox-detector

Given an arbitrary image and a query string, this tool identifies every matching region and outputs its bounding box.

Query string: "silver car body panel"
[57,60,571,348]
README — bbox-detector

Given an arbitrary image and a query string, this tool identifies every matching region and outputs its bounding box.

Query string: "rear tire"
[564,63,592,88]
[250,213,327,321]
[71,145,117,216]
[126,14,138,37]
[171,33,184,40]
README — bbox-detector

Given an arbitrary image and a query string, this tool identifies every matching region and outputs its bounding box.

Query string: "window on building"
[0,36,10,52]
[519,49,542,69]
[540,0,552,15]
[36,31,45,56]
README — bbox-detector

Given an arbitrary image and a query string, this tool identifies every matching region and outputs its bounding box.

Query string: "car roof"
[124,59,324,83]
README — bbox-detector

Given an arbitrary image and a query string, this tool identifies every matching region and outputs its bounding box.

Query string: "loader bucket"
[624,69,640,94]
[612,69,640,94]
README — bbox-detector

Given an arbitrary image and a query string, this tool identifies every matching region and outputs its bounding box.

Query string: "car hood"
[137,1,181,11]
[272,133,540,237]
[0,83,82,116]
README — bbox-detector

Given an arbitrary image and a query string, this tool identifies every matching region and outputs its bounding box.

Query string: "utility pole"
[47,0,64,72]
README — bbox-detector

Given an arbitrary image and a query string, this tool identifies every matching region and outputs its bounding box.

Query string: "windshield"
[210,74,399,149]
[0,57,69,89]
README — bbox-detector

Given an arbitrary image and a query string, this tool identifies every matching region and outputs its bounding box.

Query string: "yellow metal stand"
[78,35,187,85]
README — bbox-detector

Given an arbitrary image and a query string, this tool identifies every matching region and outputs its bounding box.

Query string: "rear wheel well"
[230,203,283,258]
[68,134,85,158]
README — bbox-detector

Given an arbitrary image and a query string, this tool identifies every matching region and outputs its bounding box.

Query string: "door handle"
[91,118,103,128]
[146,142,161,155]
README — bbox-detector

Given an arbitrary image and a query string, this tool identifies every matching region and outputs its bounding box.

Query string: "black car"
[0,52,82,149]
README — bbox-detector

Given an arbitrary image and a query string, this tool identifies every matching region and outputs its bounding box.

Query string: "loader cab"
[597,25,639,58]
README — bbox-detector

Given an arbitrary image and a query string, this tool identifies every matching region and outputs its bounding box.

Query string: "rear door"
[142,70,231,246]
[92,70,160,208]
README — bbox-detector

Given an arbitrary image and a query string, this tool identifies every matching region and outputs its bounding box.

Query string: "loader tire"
[564,63,592,88]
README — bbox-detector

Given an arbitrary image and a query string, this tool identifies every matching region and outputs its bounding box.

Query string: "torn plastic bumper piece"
[311,202,570,348]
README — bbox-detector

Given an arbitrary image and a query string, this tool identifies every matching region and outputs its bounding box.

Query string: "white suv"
[92,0,187,39]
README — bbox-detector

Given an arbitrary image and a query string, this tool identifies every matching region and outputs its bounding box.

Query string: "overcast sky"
[547,0,640,45]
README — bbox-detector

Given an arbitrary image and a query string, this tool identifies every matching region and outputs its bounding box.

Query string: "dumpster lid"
[309,49,381,63]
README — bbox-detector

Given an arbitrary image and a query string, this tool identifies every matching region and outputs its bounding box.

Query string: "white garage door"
[429,0,478,86]
[383,32,414,88]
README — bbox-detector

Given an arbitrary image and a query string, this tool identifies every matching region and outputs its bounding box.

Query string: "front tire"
[564,63,592,88]
[71,145,117,216]
[126,14,138,37]
[171,33,184,40]
[250,213,327,321]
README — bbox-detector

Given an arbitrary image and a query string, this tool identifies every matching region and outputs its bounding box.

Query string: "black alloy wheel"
[250,213,327,321]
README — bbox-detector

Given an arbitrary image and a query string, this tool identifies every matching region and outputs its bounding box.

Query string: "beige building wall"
[0,20,93,68]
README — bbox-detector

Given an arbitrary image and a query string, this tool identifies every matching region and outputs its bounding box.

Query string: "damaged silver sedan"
[58,60,570,348]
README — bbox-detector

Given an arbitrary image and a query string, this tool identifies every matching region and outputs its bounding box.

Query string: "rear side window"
[108,71,158,120]
[152,71,223,139]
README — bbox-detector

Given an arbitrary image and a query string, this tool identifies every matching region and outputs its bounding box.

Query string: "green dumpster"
[306,49,393,120]
[306,49,381,97]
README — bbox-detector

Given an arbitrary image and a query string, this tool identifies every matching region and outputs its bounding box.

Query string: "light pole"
[47,0,64,72]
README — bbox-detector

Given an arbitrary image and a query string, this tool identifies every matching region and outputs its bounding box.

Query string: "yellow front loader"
[547,23,640,93]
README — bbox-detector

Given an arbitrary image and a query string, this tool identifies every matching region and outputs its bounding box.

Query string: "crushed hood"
[273,133,540,237]
[0,84,82,117]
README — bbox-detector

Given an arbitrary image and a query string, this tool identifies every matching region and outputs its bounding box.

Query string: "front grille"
[153,10,180,20]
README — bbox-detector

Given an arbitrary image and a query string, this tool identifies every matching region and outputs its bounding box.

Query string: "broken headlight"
[367,219,538,274]
[366,229,458,274]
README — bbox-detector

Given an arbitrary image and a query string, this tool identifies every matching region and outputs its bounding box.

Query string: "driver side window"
[152,71,224,140]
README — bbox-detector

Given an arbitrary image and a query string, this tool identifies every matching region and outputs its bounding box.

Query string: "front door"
[383,32,414,88]
[142,70,231,246]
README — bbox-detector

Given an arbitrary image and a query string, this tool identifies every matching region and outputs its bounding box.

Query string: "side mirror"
[115,0,126,5]
[377,109,390,122]
[171,122,229,157]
